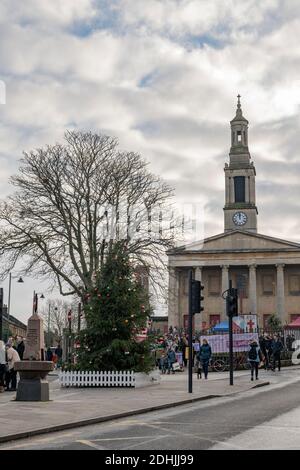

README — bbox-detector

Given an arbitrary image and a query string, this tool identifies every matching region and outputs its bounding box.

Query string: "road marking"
[125,434,174,450]
[76,440,106,450]
[93,435,168,442]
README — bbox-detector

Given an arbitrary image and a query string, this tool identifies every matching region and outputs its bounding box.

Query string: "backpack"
[248,345,257,361]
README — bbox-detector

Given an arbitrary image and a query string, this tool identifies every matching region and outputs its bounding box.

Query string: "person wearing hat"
[5,343,20,391]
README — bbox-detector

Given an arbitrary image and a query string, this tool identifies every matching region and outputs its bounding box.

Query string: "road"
[1,369,300,450]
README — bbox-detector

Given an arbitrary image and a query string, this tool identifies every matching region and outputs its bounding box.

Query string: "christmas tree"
[76,243,154,372]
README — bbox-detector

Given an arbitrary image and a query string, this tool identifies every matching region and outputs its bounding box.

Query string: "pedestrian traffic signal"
[226,288,238,317]
[191,280,204,314]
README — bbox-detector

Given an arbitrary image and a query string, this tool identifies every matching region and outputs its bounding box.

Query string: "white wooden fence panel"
[59,370,136,387]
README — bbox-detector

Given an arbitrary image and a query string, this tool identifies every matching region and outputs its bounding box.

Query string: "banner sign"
[199,333,259,353]
[233,315,257,331]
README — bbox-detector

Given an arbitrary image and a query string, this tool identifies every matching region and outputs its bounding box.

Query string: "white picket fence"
[59,370,135,388]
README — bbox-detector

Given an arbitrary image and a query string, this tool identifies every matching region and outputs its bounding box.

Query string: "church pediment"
[172,230,300,253]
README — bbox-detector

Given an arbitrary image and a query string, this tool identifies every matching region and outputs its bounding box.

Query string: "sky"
[1,0,300,323]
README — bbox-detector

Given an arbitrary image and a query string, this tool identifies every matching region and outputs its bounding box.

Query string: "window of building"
[289,275,300,295]
[236,273,248,298]
[237,130,242,142]
[262,275,275,295]
[208,275,220,296]
[183,315,194,330]
[290,314,300,323]
[209,314,220,327]
[263,314,271,329]
[234,176,245,202]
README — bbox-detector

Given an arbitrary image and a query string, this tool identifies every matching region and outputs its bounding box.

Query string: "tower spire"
[224,98,258,233]
[235,94,243,118]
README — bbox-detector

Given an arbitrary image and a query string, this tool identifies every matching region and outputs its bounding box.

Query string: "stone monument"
[14,292,54,401]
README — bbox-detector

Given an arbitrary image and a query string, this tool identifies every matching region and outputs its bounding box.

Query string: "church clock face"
[233,211,248,226]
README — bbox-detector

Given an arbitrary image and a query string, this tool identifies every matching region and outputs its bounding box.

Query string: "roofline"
[2,313,27,329]
[167,230,300,255]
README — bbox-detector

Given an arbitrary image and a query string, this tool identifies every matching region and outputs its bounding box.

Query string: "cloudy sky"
[1,0,300,322]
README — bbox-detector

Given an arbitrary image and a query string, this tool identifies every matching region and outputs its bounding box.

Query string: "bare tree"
[0,131,176,300]
[41,298,80,344]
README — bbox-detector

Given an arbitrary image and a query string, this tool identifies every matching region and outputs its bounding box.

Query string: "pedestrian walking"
[271,335,283,371]
[46,347,53,362]
[167,347,176,374]
[197,339,212,380]
[194,339,202,379]
[180,334,188,368]
[159,352,168,374]
[248,339,263,381]
[5,343,20,391]
[0,340,7,393]
[264,335,273,369]
[55,344,63,369]
[259,334,268,369]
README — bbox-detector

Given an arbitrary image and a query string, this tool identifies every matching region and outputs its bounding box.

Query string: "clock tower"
[224,95,258,232]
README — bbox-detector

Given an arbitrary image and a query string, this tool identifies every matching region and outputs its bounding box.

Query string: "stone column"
[168,267,180,329]
[225,176,230,204]
[249,175,256,204]
[276,264,285,322]
[249,264,257,315]
[221,265,229,319]
[194,266,202,282]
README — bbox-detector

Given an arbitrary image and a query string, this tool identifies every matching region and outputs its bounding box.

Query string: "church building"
[167,96,300,330]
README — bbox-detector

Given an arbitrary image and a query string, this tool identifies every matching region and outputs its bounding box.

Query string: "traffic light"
[191,280,204,314]
[226,288,238,317]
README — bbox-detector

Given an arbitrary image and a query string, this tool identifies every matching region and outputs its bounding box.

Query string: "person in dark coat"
[264,335,273,369]
[55,344,63,368]
[271,335,283,371]
[259,334,269,369]
[248,339,263,381]
[167,348,176,374]
[46,347,53,362]
[16,337,25,360]
[197,339,212,380]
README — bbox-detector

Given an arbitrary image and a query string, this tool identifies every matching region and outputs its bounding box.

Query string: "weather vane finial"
[237,94,241,109]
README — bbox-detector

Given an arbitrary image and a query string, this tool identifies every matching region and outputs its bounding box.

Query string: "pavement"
[0,368,271,444]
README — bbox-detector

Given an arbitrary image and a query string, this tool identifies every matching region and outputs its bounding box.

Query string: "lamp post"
[67,310,72,365]
[47,303,58,348]
[6,273,24,340]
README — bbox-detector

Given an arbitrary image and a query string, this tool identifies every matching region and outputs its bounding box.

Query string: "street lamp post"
[6,272,24,340]
[67,310,72,365]
[47,303,58,348]
[48,303,51,348]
